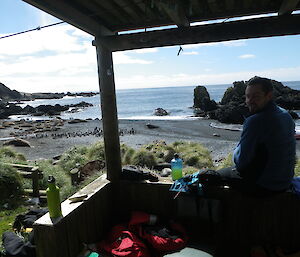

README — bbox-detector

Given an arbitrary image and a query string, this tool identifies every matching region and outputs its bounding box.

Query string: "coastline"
[0,118,242,165]
[1,118,299,166]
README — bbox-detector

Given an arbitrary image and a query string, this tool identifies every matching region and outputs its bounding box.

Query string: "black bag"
[197,169,223,186]
[2,209,47,257]
[2,232,35,257]
[121,165,159,182]
[13,209,48,232]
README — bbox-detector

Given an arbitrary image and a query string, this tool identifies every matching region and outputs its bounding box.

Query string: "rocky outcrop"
[193,86,218,112]
[0,83,24,100]
[1,82,99,102]
[195,80,300,124]
[0,101,93,119]
[154,108,169,116]
[3,138,31,147]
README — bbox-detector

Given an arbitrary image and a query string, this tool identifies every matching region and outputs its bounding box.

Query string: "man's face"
[245,84,272,113]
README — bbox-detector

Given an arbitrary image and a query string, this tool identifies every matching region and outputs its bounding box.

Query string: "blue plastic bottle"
[171,153,183,180]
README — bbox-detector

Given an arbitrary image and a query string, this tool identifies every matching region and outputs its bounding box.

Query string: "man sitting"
[219,76,296,196]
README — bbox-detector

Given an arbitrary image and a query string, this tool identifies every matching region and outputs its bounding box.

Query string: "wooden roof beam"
[279,0,300,15]
[156,0,190,28]
[100,14,300,51]
[22,0,113,36]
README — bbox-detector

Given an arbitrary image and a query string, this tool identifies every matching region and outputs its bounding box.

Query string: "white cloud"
[0,25,88,56]
[0,23,153,93]
[239,54,255,59]
[113,52,153,64]
[182,51,198,55]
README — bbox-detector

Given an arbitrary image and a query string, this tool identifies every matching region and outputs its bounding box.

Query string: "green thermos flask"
[46,175,62,218]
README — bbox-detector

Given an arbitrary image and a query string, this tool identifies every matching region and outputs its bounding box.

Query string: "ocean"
[16,81,300,124]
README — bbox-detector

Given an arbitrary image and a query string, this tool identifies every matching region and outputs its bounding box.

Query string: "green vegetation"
[0,146,26,164]
[0,163,24,207]
[0,206,27,251]
[217,153,234,169]
[143,140,214,170]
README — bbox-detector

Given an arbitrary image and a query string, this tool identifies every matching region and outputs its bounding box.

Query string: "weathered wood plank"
[279,0,300,15]
[34,175,111,257]
[93,40,122,182]
[100,14,300,51]
[4,163,38,171]
[155,0,190,27]
[17,171,43,179]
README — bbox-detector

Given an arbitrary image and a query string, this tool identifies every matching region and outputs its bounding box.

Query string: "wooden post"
[31,167,40,198]
[93,38,122,182]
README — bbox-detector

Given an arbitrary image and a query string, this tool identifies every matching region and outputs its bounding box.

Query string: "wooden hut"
[20,1,300,256]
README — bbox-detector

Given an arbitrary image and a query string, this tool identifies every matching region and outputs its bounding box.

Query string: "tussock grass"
[142,140,213,169]
[0,163,24,208]
[0,146,27,164]
[217,153,234,169]
[131,149,157,168]
[86,141,105,161]
[35,160,74,200]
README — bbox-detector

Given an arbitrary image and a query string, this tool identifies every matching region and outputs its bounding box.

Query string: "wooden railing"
[4,163,45,199]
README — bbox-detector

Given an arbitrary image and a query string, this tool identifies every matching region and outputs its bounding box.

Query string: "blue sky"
[1,0,300,93]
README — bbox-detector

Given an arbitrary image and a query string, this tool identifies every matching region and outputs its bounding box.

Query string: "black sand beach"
[1,118,299,165]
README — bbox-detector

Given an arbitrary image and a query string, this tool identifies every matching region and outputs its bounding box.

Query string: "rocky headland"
[0,82,98,102]
[193,79,300,124]
[0,82,95,119]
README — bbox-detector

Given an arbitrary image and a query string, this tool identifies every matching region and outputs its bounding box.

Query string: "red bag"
[97,224,150,257]
[129,211,188,253]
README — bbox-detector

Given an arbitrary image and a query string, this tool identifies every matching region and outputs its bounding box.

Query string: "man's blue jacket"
[233,101,296,191]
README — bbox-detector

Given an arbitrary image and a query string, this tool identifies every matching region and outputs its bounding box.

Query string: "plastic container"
[46,175,62,219]
[171,153,183,180]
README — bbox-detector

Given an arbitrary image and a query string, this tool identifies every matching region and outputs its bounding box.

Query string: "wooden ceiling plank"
[107,0,136,23]
[155,0,190,27]
[22,0,113,35]
[89,0,128,24]
[101,14,300,51]
[279,0,300,15]
[191,0,202,15]
[122,0,147,21]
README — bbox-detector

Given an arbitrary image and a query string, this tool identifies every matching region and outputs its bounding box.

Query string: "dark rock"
[154,108,169,116]
[212,103,249,124]
[68,119,88,124]
[146,123,159,129]
[194,86,218,112]
[221,81,246,105]
[0,83,23,100]
[213,79,300,124]
[69,101,93,108]
[153,163,171,171]
[80,160,105,178]
[22,105,35,114]
[0,103,23,119]
[3,138,31,147]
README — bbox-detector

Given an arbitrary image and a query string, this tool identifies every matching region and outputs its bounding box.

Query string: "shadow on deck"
[33,175,300,257]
